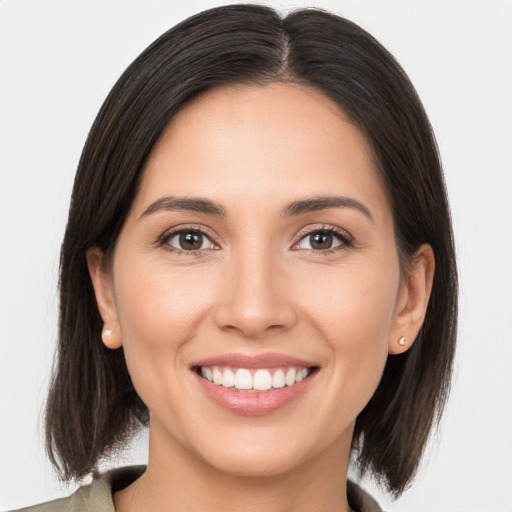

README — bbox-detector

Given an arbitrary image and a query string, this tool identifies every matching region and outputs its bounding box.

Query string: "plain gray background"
[1,0,511,510]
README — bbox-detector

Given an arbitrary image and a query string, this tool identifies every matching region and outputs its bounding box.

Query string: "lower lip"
[195,371,315,416]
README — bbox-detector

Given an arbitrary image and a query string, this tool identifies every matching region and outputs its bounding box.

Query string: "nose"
[213,249,297,339]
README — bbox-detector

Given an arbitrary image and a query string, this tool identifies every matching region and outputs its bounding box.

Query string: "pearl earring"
[398,336,407,346]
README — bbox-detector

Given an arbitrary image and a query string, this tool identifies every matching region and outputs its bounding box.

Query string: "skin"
[88,83,434,512]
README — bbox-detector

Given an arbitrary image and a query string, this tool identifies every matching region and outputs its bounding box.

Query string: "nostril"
[211,275,298,338]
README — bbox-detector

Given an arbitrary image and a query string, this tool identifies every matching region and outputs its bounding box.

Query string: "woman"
[17,4,457,511]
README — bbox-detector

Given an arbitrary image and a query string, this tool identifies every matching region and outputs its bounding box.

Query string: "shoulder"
[11,466,146,512]
[13,470,377,512]
[347,480,383,512]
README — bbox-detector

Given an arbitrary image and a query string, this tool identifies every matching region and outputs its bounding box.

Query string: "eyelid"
[157,224,221,251]
[156,223,353,253]
[291,224,354,251]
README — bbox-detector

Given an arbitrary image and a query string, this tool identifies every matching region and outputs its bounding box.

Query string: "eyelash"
[158,225,220,255]
[157,224,353,255]
[292,225,354,254]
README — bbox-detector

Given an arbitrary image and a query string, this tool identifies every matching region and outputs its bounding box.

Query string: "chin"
[201,446,310,479]
[182,419,348,480]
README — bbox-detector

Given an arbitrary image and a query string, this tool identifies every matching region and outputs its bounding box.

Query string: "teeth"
[296,368,308,382]
[234,369,252,390]
[200,366,312,391]
[272,369,285,389]
[201,367,213,382]
[222,369,235,387]
[213,368,223,385]
[285,368,296,386]
[253,369,272,391]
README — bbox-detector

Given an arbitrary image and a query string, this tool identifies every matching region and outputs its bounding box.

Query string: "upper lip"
[191,352,318,369]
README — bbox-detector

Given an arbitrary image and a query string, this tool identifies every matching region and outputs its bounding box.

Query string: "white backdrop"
[1,0,511,510]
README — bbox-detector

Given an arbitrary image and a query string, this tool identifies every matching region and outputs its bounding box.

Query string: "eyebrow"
[139,195,373,221]
[281,196,373,221]
[139,196,227,219]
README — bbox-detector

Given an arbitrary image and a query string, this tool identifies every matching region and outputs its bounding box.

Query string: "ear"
[86,247,122,349]
[388,243,435,355]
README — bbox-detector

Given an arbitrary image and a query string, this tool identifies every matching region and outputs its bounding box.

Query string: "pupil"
[311,232,332,250]
[180,232,202,250]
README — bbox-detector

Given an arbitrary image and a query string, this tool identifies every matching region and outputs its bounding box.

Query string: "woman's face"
[91,83,423,477]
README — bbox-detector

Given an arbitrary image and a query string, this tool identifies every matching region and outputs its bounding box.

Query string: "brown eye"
[180,232,203,250]
[310,232,334,250]
[295,229,350,251]
[165,230,215,251]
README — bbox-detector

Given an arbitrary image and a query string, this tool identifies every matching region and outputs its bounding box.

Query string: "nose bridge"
[213,240,296,338]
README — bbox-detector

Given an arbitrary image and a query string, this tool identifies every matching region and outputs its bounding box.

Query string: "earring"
[102,327,121,349]
[398,336,407,346]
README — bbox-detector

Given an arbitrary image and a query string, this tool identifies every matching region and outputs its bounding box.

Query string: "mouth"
[194,365,318,392]
[191,354,319,415]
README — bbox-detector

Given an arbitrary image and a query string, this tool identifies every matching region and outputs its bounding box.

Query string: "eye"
[294,228,352,252]
[163,230,217,252]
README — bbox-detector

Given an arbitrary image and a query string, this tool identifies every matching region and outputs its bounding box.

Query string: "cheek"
[112,258,219,398]
[299,259,399,343]
[295,260,399,408]
[115,258,215,338]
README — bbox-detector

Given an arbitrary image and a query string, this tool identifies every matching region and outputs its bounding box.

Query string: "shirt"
[15,465,383,512]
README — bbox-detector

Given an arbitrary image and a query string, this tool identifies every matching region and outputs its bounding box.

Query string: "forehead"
[132,83,390,221]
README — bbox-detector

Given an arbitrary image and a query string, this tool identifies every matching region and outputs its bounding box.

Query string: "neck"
[115,420,354,512]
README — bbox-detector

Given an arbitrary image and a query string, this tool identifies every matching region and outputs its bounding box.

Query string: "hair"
[45,4,457,497]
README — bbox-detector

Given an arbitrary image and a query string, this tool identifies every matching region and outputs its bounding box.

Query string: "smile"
[192,355,319,416]
[198,366,312,392]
